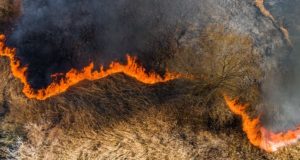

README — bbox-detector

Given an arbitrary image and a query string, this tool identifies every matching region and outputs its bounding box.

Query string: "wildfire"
[255,0,275,21]
[224,95,300,152]
[255,0,291,45]
[0,34,182,100]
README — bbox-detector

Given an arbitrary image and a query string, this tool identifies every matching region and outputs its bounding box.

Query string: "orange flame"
[255,0,291,45]
[255,0,275,21]
[0,34,182,100]
[224,95,300,152]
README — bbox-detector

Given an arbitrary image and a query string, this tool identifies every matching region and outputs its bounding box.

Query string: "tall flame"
[0,34,182,100]
[224,95,300,152]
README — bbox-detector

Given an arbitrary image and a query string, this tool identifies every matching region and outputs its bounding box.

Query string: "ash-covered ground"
[0,0,300,159]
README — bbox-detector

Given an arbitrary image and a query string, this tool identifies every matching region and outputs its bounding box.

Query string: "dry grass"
[0,10,299,159]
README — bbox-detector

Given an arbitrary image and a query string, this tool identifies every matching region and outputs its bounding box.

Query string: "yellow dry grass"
[0,25,299,159]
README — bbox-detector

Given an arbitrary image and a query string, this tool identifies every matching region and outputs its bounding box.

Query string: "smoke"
[7,0,199,89]
[262,0,300,132]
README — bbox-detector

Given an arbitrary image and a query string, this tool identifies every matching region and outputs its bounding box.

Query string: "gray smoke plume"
[8,0,200,89]
[262,0,300,132]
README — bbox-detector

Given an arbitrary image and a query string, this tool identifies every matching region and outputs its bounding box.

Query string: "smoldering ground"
[7,0,201,89]
[261,0,300,132]
[5,0,300,134]
[3,0,300,159]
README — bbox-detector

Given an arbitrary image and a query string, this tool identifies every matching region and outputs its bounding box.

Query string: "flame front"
[0,34,182,100]
[255,0,291,45]
[224,95,300,152]
[255,0,275,21]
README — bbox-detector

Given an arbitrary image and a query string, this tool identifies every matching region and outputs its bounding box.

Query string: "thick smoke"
[8,0,199,89]
[262,0,300,132]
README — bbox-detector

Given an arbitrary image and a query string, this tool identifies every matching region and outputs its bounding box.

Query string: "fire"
[224,95,300,152]
[255,0,275,21]
[0,34,182,100]
[255,0,291,45]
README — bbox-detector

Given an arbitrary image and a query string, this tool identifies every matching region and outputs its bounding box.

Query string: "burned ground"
[0,0,300,159]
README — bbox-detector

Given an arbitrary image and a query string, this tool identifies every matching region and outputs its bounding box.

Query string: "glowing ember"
[0,34,182,100]
[224,95,300,152]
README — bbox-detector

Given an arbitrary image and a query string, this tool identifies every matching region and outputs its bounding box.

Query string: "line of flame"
[0,34,183,100]
[255,0,291,45]
[224,95,300,152]
[255,0,275,21]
